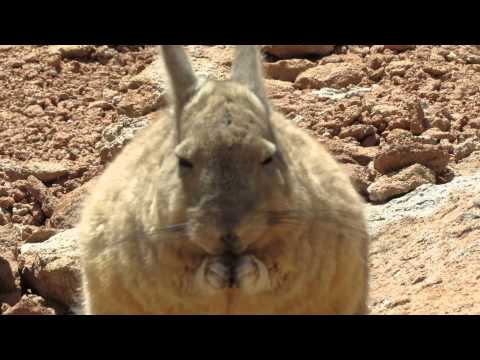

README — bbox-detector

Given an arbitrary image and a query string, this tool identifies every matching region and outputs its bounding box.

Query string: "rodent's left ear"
[161,45,198,114]
[260,139,277,158]
[231,45,271,114]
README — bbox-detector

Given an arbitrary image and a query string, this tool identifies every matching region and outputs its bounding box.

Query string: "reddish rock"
[386,60,414,77]
[0,196,14,209]
[339,124,376,142]
[49,179,95,229]
[294,63,364,90]
[361,133,381,147]
[342,163,374,196]
[408,100,428,135]
[374,142,450,174]
[48,45,95,60]
[262,45,335,59]
[18,229,81,309]
[368,164,436,202]
[0,159,72,182]
[324,139,379,166]
[422,128,455,143]
[423,65,450,77]
[264,59,317,82]
[20,225,59,243]
[454,138,480,162]
[25,175,58,218]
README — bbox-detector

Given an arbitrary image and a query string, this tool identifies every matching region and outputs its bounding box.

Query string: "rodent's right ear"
[161,45,198,114]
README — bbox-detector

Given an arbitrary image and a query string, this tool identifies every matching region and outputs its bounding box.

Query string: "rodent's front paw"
[205,258,231,289]
[195,257,231,295]
[234,255,272,295]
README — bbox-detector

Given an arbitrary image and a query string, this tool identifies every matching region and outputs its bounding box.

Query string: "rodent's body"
[78,46,369,315]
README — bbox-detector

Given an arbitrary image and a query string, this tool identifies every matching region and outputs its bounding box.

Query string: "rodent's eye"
[261,156,273,166]
[178,157,193,169]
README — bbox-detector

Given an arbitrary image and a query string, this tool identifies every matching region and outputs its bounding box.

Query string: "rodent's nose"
[221,233,239,249]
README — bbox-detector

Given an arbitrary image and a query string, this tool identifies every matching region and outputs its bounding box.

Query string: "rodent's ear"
[231,45,270,114]
[174,138,194,159]
[260,139,277,158]
[161,45,198,114]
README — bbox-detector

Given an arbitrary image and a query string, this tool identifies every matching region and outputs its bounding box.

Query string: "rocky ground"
[1,45,479,315]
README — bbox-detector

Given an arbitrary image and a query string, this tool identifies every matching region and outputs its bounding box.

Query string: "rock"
[49,180,95,230]
[367,172,480,237]
[361,133,381,147]
[0,196,14,209]
[386,60,414,77]
[19,229,81,309]
[422,128,454,143]
[294,63,364,90]
[423,65,449,77]
[0,209,9,225]
[120,57,167,92]
[23,176,58,218]
[369,67,385,81]
[342,163,373,196]
[24,161,71,182]
[2,294,58,315]
[366,104,402,132]
[367,55,383,70]
[0,45,15,51]
[88,100,116,111]
[431,117,451,132]
[0,225,21,295]
[454,138,480,162]
[367,164,436,202]
[117,57,168,117]
[339,124,376,142]
[24,104,44,118]
[0,160,25,182]
[374,142,449,174]
[466,55,480,65]
[264,59,317,82]
[48,45,95,60]
[24,227,59,243]
[117,89,166,118]
[0,159,71,182]
[96,115,150,164]
[324,139,379,166]
[385,297,411,309]
[262,45,335,59]
[408,100,428,135]
[312,86,371,101]
[384,45,416,52]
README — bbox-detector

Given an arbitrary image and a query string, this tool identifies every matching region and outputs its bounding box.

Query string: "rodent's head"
[162,45,292,255]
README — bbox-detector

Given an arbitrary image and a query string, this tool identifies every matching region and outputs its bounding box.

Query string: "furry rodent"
[78,45,369,314]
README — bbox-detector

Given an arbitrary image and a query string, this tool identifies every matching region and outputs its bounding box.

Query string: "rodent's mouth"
[218,251,238,288]
[206,250,255,289]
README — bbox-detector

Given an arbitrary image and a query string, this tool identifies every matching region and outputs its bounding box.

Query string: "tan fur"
[78,45,369,315]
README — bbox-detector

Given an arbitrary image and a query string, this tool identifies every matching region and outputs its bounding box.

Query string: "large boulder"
[367,164,436,203]
[18,229,81,309]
